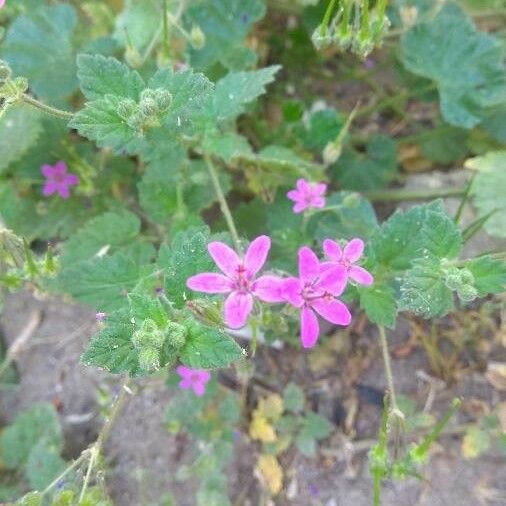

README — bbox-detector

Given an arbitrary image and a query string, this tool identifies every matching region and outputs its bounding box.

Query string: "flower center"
[53,173,66,183]
[233,264,251,293]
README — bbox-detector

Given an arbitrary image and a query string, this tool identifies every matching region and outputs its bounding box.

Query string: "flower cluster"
[40,161,79,199]
[186,235,373,349]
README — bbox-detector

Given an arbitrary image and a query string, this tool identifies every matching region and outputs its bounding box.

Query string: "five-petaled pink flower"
[176,365,211,396]
[41,161,78,199]
[321,238,374,286]
[286,178,327,214]
[283,247,352,348]
[186,235,285,329]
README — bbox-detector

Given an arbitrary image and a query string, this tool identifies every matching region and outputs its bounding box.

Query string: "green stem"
[22,94,74,120]
[364,187,465,202]
[162,0,170,56]
[454,174,475,224]
[378,325,398,410]
[203,153,240,250]
[321,0,339,35]
[78,377,132,502]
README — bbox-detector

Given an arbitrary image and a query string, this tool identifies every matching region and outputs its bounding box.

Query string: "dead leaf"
[258,393,284,420]
[256,454,283,496]
[485,362,506,391]
[249,410,277,443]
[397,143,433,173]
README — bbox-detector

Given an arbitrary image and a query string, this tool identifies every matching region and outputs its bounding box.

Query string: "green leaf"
[0,105,42,174]
[56,246,155,311]
[60,210,141,267]
[295,412,332,456]
[202,131,253,162]
[128,293,169,329]
[358,282,397,328]
[1,4,78,102]
[419,210,462,259]
[282,383,305,413]
[369,201,448,270]
[81,310,140,375]
[400,3,506,128]
[185,0,266,71]
[158,227,215,308]
[311,191,379,242]
[68,94,145,154]
[465,256,506,296]
[210,66,280,123]
[76,54,145,101]
[0,403,62,470]
[466,151,506,238]
[297,107,345,151]
[179,320,243,369]
[399,257,454,318]
[333,135,397,191]
[25,441,66,490]
[418,125,469,164]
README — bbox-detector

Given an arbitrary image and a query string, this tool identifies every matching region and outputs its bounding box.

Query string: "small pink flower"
[286,178,327,214]
[283,247,351,348]
[0,0,5,8]
[41,161,78,199]
[321,238,374,286]
[186,235,285,329]
[176,365,211,396]
[95,312,106,322]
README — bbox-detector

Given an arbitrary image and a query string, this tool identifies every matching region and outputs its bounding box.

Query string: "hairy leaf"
[359,282,397,328]
[465,256,506,296]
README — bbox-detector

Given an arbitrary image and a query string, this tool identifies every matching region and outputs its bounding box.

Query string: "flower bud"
[117,99,137,120]
[322,141,342,166]
[138,346,160,372]
[140,88,158,102]
[165,321,187,348]
[132,318,166,349]
[12,76,28,94]
[186,299,223,326]
[126,111,145,130]
[457,284,478,303]
[154,88,172,112]
[139,97,159,118]
[190,25,206,50]
[311,27,333,51]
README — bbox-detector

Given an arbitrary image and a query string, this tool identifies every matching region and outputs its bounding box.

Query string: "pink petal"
[224,291,253,329]
[41,164,56,178]
[208,241,240,278]
[196,370,211,383]
[42,181,57,196]
[244,235,270,277]
[176,365,192,379]
[323,239,343,261]
[57,185,71,199]
[178,378,192,390]
[343,238,364,263]
[314,183,327,196]
[192,382,206,396]
[53,161,68,176]
[65,174,79,186]
[251,275,286,303]
[186,273,233,293]
[311,298,352,326]
[287,189,302,203]
[298,247,320,282]
[293,201,308,213]
[311,196,325,208]
[349,265,374,286]
[300,306,319,348]
[296,178,310,193]
[317,265,348,296]
[283,278,304,307]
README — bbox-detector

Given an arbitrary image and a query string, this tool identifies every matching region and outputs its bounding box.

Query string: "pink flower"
[41,161,78,199]
[283,247,351,348]
[0,0,5,8]
[186,236,285,329]
[321,238,373,286]
[95,312,106,322]
[286,178,327,214]
[176,366,211,396]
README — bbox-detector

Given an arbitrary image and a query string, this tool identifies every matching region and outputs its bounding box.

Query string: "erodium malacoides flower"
[176,366,211,397]
[186,235,285,329]
[286,178,327,213]
[283,247,352,348]
[321,238,374,286]
[40,161,79,199]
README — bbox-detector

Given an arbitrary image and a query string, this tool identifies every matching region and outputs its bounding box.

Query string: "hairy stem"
[22,94,74,120]
[378,325,398,410]
[78,377,132,502]
[203,153,240,249]
[364,187,465,202]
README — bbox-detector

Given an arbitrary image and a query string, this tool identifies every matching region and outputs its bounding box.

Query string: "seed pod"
[190,25,206,50]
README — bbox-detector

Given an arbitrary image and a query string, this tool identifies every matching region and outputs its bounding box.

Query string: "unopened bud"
[190,25,206,50]
[457,284,478,303]
[322,141,342,165]
[124,46,142,68]
[154,88,172,112]
[117,99,137,120]
[138,346,160,372]
[0,61,11,82]
[311,27,333,51]
[139,97,158,118]
[186,299,223,326]
[127,111,145,130]
[140,88,157,102]
[12,76,28,94]
[132,318,166,349]
[165,321,187,348]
